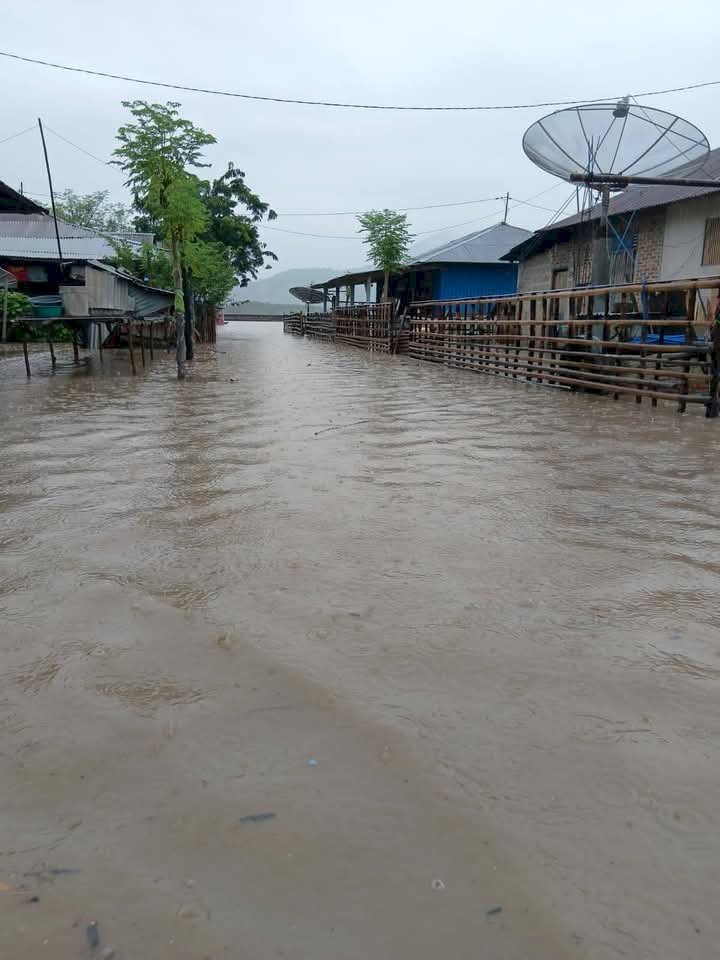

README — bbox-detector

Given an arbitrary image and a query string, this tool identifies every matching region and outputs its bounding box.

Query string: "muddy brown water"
[1,323,719,959]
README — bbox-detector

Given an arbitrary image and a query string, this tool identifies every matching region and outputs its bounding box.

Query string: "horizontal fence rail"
[283,277,720,415]
[407,277,720,414]
[283,303,403,352]
[334,303,394,352]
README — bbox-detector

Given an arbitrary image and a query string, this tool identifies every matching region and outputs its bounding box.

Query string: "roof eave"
[311,268,384,289]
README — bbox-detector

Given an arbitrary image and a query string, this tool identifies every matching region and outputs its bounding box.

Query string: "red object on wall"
[5,265,27,281]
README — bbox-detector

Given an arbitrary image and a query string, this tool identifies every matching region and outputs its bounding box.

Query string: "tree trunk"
[170,232,186,379]
[182,263,196,360]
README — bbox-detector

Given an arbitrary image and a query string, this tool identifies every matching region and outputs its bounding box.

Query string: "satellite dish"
[290,286,325,304]
[523,101,709,186]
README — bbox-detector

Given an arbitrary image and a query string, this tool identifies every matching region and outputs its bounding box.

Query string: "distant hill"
[224,300,296,316]
[230,267,347,305]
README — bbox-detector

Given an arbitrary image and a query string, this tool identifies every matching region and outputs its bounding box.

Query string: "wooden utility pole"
[38,119,63,267]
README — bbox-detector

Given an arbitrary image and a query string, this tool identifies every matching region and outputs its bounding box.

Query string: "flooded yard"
[1,322,719,959]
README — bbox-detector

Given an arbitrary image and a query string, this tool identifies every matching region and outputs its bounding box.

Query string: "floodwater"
[1,323,719,960]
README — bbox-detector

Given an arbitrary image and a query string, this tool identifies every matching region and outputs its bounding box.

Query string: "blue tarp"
[629,333,706,345]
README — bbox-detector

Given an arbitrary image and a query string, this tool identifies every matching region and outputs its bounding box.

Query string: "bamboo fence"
[406,278,720,413]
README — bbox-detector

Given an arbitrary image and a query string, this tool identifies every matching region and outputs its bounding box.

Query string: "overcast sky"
[2,0,719,275]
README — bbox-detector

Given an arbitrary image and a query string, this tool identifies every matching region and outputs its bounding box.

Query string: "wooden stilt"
[47,339,56,368]
[22,339,30,377]
[97,322,104,363]
[72,329,79,362]
[127,322,137,375]
[140,324,146,367]
[149,321,155,360]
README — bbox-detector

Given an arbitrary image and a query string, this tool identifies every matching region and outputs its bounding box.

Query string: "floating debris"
[238,812,276,824]
[86,921,100,950]
[177,903,210,921]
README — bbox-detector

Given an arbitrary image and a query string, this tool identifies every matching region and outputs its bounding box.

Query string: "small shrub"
[0,289,32,320]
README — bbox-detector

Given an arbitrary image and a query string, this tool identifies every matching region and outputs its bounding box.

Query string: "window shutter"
[701,218,720,266]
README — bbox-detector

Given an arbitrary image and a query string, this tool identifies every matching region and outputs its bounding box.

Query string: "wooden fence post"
[128,322,137,375]
[679,288,696,413]
[22,339,31,377]
[707,314,720,418]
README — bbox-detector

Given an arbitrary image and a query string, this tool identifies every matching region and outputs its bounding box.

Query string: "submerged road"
[1,322,719,959]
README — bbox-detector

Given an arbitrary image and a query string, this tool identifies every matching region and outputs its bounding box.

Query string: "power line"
[263,185,565,241]
[276,191,563,220]
[278,196,503,216]
[415,209,506,236]
[413,184,568,237]
[0,124,36,146]
[45,125,119,169]
[2,50,719,111]
[262,184,560,241]
[16,123,564,231]
[542,190,578,228]
[510,197,563,213]
[263,225,359,240]
[25,130,573,219]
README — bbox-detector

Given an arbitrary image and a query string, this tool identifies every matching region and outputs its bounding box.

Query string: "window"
[701,217,720,265]
[573,241,593,286]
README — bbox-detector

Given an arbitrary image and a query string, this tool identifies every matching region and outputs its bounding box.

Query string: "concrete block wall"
[633,210,666,282]
[517,249,551,292]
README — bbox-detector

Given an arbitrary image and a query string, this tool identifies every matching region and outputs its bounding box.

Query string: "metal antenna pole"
[503,192,510,223]
[38,119,63,267]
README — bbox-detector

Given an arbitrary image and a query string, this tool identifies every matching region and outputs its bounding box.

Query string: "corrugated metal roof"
[312,266,382,289]
[0,214,151,261]
[551,146,720,230]
[0,213,100,240]
[410,221,533,265]
[86,260,172,295]
[0,236,118,260]
[503,147,720,261]
[0,181,47,215]
[313,223,533,289]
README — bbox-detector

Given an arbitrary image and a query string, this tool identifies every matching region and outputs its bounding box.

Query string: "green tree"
[198,163,277,287]
[54,189,132,233]
[113,101,215,377]
[109,240,174,291]
[186,240,237,306]
[357,209,413,301]
[111,238,235,311]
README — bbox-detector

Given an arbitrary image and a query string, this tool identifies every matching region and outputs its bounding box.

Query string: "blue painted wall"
[431,263,519,300]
